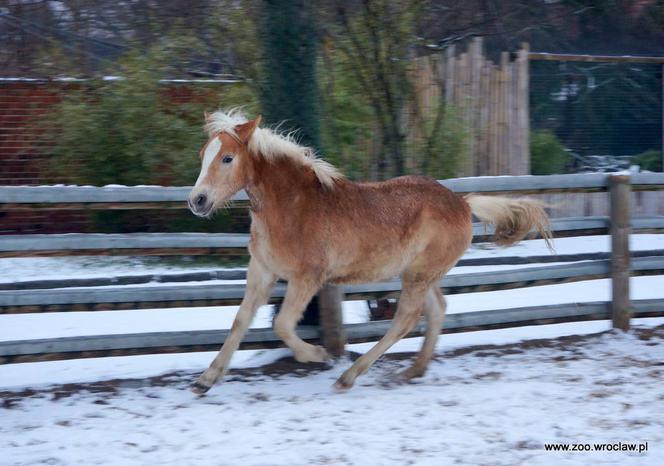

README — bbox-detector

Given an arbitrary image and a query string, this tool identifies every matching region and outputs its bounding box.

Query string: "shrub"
[530,130,568,175]
[416,105,468,179]
[632,149,662,172]
[47,49,257,186]
[44,47,258,233]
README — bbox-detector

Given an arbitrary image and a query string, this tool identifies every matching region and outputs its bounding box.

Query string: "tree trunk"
[259,0,321,149]
[259,0,322,325]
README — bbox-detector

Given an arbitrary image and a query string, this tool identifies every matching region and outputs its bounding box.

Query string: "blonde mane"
[205,109,344,188]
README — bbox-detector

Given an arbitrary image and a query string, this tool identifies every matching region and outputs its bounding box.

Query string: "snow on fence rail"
[1,173,664,363]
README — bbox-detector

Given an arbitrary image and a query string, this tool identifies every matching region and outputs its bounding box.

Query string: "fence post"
[318,283,346,357]
[609,174,631,331]
[516,42,530,175]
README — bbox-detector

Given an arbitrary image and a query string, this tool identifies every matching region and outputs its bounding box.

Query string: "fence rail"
[528,52,664,64]
[4,249,664,292]
[2,173,664,206]
[1,172,664,363]
[2,216,664,257]
[2,298,662,364]
[2,256,663,314]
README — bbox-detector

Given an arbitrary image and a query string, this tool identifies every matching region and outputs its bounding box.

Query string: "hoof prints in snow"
[2,326,663,466]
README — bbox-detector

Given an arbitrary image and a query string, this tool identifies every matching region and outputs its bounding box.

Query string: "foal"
[188,110,551,394]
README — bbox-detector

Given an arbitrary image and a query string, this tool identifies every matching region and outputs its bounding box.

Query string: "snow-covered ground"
[1,234,663,465]
[2,320,663,466]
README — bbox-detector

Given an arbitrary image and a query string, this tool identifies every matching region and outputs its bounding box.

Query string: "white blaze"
[195,137,222,187]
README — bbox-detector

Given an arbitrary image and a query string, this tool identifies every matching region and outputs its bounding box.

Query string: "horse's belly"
[329,250,412,285]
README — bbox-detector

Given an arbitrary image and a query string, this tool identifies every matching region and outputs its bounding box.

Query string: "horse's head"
[188,115,261,217]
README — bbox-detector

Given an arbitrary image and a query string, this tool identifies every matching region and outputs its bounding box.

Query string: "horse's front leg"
[192,259,276,394]
[274,278,332,363]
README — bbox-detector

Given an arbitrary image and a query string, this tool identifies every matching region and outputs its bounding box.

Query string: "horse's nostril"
[195,194,207,208]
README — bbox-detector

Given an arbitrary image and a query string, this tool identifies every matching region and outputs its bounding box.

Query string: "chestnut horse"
[188,110,552,394]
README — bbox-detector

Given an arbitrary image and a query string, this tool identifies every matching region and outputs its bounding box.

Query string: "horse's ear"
[235,115,262,142]
[203,111,210,123]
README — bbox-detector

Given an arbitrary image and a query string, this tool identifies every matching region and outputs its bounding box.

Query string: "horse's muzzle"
[188,192,213,217]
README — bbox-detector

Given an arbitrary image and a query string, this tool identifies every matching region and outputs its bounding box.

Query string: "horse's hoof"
[313,346,333,363]
[191,382,211,396]
[294,345,332,364]
[399,365,426,381]
[333,377,354,392]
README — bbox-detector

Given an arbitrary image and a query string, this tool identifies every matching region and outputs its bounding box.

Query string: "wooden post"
[469,37,483,175]
[444,44,455,104]
[503,53,514,174]
[488,64,499,175]
[318,283,345,357]
[478,61,490,174]
[458,52,472,176]
[609,175,631,331]
[517,43,530,175]
[497,52,508,174]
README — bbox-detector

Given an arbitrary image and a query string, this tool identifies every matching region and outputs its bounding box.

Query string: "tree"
[258,0,323,325]
[258,0,321,148]
[322,0,418,179]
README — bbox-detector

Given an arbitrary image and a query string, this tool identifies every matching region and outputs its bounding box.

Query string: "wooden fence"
[410,44,664,217]
[412,44,664,179]
[1,173,664,363]
[410,37,530,177]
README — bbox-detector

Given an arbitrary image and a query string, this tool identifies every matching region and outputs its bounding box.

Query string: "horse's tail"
[464,194,553,250]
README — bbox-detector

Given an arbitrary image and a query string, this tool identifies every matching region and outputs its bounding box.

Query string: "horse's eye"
[222,155,233,164]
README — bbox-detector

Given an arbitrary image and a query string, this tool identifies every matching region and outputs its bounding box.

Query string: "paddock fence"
[1,173,664,363]
[411,44,664,217]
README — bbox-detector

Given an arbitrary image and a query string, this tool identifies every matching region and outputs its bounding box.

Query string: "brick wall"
[0,79,240,235]
[0,81,88,233]
[0,81,69,185]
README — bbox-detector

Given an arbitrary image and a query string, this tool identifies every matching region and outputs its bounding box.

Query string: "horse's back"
[350,175,471,229]
[323,175,473,283]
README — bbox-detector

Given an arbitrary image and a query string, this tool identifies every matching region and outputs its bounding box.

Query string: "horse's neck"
[246,156,319,225]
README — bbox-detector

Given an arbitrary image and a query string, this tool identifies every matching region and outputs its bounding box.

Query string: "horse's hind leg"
[401,285,446,380]
[334,278,430,390]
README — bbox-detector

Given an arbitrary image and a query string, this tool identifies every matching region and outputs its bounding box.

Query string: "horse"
[188,109,552,394]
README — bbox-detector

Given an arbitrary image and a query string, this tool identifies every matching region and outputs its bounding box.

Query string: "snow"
[1,276,662,344]
[0,256,229,284]
[462,234,664,257]
[446,275,662,312]
[0,300,371,341]
[2,234,663,284]
[1,234,663,465]
[0,317,661,391]
[1,319,663,466]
